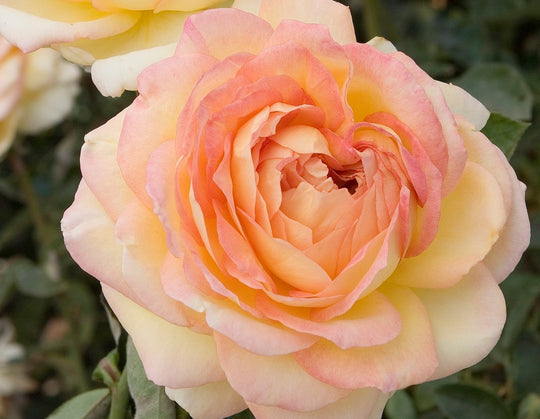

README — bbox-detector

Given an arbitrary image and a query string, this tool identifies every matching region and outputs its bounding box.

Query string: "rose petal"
[366,36,397,53]
[457,119,530,282]
[118,53,217,207]
[61,181,135,300]
[256,290,402,349]
[437,81,490,130]
[256,0,356,45]
[414,263,506,380]
[165,381,247,419]
[0,5,137,53]
[295,284,438,392]
[176,8,273,58]
[247,387,389,419]
[80,110,134,221]
[114,198,196,326]
[215,333,351,412]
[90,43,176,97]
[102,284,226,388]
[390,161,507,288]
[204,300,318,355]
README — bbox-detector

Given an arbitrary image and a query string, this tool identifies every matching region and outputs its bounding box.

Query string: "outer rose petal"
[114,198,197,326]
[457,119,530,282]
[61,181,136,301]
[214,334,351,412]
[390,161,507,288]
[102,285,226,388]
[165,382,247,419]
[366,36,397,53]
[437,82,490,130]
[81,110,134,220]
[118,53,217,207]
[483,177,529,282]
[175,8,274,59]
[233,0,357,45]
[295,284,438,392]
[247,388,389,419]
[90,43,176,96]
[415,264,506,380]
[0,5,137,52]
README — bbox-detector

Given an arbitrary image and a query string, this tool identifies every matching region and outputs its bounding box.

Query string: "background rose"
[0,0,233,97]
[62,0,530,418]
[0,36,80,158]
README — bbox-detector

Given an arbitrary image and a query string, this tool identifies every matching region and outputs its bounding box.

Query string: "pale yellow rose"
[0,0,233,96]
[0,36,81,158]
[62,1,530,418]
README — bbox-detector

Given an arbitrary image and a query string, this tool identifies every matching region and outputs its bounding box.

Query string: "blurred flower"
[0,0,234,96]
[62,0,530,418]
[0,36,80,159]
[0,318,35,417]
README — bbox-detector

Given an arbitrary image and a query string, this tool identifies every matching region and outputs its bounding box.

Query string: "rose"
[61,0,530,417]
[0,36,80,158]
[0,0,233,97]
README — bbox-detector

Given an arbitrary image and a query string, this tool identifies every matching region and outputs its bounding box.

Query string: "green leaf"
[412,375,459,412]
[454,63,533,121]
[5,258,65,298]
[435,384,511,419]
[481,112,530,159]
[385,390,417,419]
[499,272,540,350]
[126,339,176,419]
[226,410,255,419]
[511,333,540,396]
[47,388,111,419]
[93,349,121,389]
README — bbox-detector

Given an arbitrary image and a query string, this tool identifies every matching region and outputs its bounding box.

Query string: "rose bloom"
[62,0,530,418]
[0,0,233,97]
[0,36,80,158]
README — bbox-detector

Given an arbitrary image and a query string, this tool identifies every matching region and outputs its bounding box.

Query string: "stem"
[8,149,49,246]
[108,368,130,419]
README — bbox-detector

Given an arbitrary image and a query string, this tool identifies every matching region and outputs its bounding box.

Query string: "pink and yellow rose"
[0,0,233,97]
[0,36,80,158]
[62,0,530,417]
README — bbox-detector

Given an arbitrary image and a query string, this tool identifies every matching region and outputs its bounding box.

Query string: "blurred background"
[0,0,538,418]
